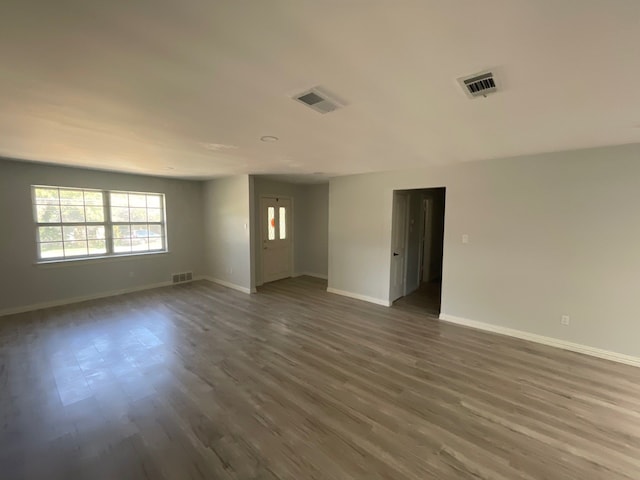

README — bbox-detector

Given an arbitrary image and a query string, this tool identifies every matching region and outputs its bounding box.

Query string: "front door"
[261,196,292,283]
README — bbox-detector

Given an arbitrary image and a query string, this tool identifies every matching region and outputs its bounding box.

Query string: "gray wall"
[252,177,329,285]
[0,158,204,313]
[329,143,640,358]
[297,184,329,278]
[203,175,252,291]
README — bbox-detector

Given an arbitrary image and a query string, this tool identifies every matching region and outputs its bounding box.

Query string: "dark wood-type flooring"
[2,276,640,479]
[393,280,442,315]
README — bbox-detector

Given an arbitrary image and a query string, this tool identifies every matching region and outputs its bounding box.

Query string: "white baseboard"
[294,272,328,280]
[327,287,391,307]
[439,313,640,368]
[0,279,188,317]
[203,277,253,294]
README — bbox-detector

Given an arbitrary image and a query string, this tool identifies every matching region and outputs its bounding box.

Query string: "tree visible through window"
[32,186,167,261]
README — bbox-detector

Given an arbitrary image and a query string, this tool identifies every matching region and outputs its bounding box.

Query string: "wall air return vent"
[458,71,498,98]
[171,271,194,284]
[293,87,344,114]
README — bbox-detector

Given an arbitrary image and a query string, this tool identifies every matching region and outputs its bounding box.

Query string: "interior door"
[261,196,292,283]
[390,192,409,302]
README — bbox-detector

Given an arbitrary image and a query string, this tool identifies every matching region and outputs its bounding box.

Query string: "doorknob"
[393,252,399,256]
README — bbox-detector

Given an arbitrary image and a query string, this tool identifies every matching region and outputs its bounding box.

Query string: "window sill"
[34,250,170,268]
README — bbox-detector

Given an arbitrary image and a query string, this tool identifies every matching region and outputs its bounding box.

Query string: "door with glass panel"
[260,196,291,283]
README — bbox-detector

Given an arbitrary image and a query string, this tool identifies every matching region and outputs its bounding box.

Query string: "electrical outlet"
[561,315,570,326]
[462,234,469,244]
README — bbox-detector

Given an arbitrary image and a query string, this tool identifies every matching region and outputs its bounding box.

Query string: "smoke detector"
[293,87,345,114]
[458,70,498,99]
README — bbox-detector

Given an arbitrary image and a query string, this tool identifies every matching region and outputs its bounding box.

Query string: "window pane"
[148,224,162,237]
[64,241,88,257]
[85,206,104,222]
[40,242,64,259]
[114,238,132,253]
[130,208,147,222]
[147,208,161,222]
[86,225,106,239]
[113,225,131,239]
[63,226,86,241]
[110,193,128,206]
[146,195,161,208]
[61,206,85,222]
[83,191,103,205]
[149,236,164,250]
[279,207,286,240]
[111,207,130,222]
[36,205,61,223]
[34,188,59,205]
[131,238,149,252]
[132,228,149,239]
[267,207,275,240]
[88,240,107,255]
[38,226,62,243]
[59,189,84,205]
[129,194,146,207]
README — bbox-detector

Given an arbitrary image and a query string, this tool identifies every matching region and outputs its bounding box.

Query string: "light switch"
[462,234,469,244]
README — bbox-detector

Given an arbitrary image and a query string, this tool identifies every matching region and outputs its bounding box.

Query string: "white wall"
[203,175,253,292]
[0,158,204,313]
[252,177,328,285]
[329,144,640,358]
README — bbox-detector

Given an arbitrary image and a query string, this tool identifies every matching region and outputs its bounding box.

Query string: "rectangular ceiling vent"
[458,71,497,99]
[293,87,344,114]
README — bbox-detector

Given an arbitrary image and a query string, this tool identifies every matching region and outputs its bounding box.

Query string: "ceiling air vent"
[293,87,344,114]
[458,71,497,99]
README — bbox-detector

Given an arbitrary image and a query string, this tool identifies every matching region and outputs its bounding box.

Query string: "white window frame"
[31,185,168,263]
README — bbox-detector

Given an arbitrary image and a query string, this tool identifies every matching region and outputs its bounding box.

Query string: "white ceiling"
[1,0,639,180]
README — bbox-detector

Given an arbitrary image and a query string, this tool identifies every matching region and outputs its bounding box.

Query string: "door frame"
[259,194,294,285]
[389,187,446,306]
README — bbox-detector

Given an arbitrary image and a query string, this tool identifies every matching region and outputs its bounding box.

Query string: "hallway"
[392,281,442,316]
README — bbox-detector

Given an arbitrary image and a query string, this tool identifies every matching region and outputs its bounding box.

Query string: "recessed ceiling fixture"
[260,135,279,142]
[293,86,345,114]
[458,70,498,99]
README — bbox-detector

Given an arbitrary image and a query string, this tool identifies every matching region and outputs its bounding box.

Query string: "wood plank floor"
[393,281,442,316]
[2,277,640,480]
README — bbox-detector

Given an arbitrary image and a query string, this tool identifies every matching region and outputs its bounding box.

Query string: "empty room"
[2,1,640,479]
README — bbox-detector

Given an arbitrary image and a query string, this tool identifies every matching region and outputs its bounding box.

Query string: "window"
[32,186,167,261]
[267,206,275,240]
[279,206,286,240]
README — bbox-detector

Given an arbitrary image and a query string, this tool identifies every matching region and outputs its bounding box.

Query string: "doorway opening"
[390,187,446,315]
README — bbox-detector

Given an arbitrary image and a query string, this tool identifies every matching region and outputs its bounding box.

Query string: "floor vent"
[172,272,194,284]
[458,70,498,98]
[293,87,345,114]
